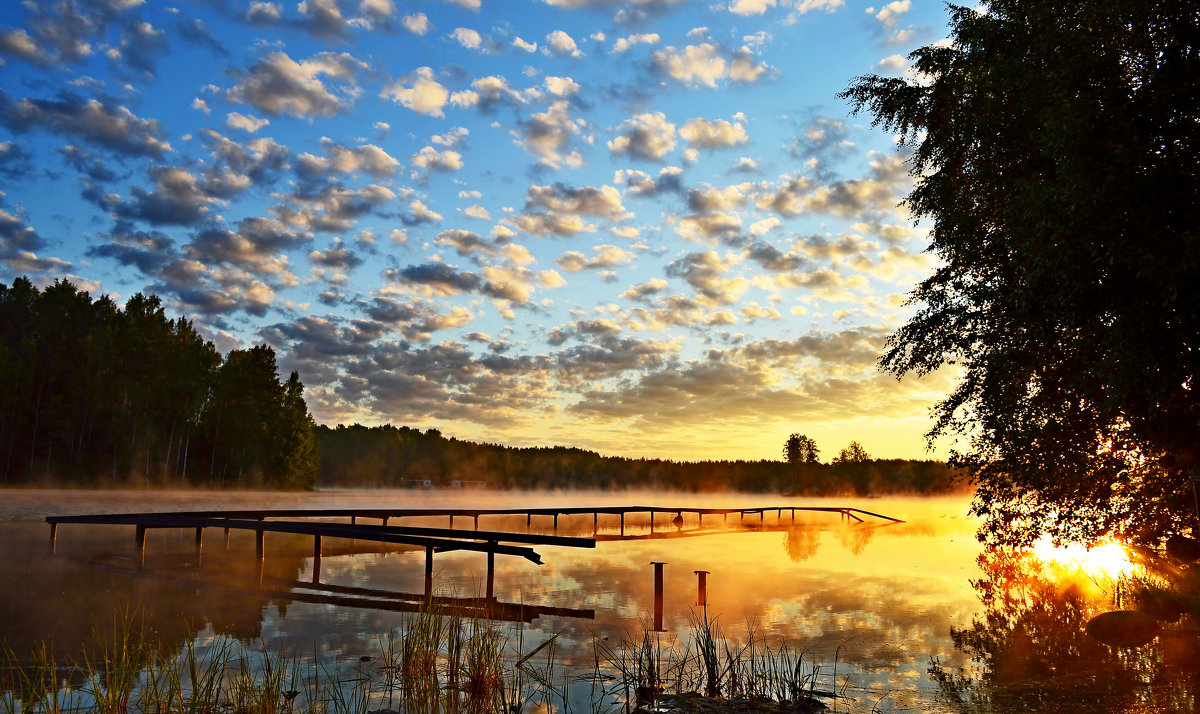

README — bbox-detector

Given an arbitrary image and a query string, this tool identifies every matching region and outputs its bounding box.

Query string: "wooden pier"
[46,503,902,607]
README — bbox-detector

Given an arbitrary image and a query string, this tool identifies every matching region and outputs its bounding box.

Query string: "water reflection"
[930,548,1200,713]
[0,491,993,712]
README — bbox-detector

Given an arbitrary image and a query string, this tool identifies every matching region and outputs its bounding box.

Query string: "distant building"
[405,479,432,489]
[451,480,487,489]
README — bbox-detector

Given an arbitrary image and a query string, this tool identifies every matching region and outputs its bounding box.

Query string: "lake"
[1,489,1195,713]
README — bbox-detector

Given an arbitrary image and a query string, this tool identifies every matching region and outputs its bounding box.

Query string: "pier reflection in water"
[3,490,1197,712]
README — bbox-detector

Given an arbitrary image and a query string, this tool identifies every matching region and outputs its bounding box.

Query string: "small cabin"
[451,479,487,489]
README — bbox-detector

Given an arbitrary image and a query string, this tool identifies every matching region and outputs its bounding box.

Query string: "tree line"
[0,277,318,488]
[1,276,956,495]
[315,423,961,495]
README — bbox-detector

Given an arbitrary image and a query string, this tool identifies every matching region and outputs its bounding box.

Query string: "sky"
[0,0,960,462]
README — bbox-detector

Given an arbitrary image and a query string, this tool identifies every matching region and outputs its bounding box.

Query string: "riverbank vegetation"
[0,604,837,714]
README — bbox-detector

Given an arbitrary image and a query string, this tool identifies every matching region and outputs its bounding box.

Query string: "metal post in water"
[694,570,709,606]
[649,510,655,533]
[195,526,204,567]
[224,527,230,551]
[49,523,57,555]
[651,561,667,631]
[255,529,264,561]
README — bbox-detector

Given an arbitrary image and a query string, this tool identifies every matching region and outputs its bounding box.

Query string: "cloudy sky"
[0,0,958,461]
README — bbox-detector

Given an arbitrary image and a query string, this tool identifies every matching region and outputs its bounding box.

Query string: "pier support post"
[474,515,480,530]
[652,561,667,632]
[224,527,230,551]
[694,570,709,606]
[424,546,434,599]
[593,512,598,534]
[194,527,204,567]
[313,535,322,584]
[49,523,57,555]
[255,529,264,561]
[135,525,147,568]
[650,510,655,533]
[620,513,625,536]
[486,545,496,599]
[553,513,559,531]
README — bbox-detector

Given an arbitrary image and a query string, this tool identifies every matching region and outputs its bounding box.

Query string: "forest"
[0,277,318,488]
[1,276,958,495]
[314,423,961,496]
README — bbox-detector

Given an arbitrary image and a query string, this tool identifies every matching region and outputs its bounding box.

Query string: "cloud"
[611,33,659,52]
[411,145,464,172]
[729,0,775,14]
[0,142,33,179]
[651,43,769,88]
[296,0,353,38]
[401,13,431,34]
[187,217,308,279]
[512,100,585,169]
[297,141,400,179]
[614,167,684,197]
[513,36,537,52]
[451,27,482,50]
[0,208,59,272]
[665,250,748,304]
[226,112,270,133]
[544,76,580,97]
[555,244,636,272]
[0,91,170,157]
[114,166,216,226]
[0,28,52,65]
[231,51,366,118]
[755,153,908,219]
[450,75,528,111]
[308,237,364,270]
[608,112,677,160]
[512,182,630,236]
[679,117,748,149]
[434,229,491,256]
[381,66,450,117]
[545,30,582,57]
[272,183,396,232]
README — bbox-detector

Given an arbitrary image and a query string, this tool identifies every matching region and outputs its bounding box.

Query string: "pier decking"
[46,503,903,612]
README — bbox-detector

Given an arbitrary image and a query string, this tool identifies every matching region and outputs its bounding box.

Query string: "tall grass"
[1,606,841,713]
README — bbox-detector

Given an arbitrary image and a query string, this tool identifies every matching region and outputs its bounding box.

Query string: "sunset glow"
[0,0,957,461]
[1032,537,1137,581]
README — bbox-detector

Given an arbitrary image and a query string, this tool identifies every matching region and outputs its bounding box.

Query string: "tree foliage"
[0,277,318,488]
[783,433,820,464]
[834,441,870,464]
[840,0,1200,546]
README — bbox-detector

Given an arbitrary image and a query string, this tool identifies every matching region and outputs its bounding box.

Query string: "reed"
[0,605,839,713]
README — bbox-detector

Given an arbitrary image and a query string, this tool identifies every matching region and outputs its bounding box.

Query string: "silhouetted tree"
[841,0,1200,545]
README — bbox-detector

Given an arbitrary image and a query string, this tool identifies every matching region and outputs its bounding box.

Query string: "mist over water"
[6,489,1189,713]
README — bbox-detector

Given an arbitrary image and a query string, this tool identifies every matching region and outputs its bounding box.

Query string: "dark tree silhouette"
[841,0,1200,546]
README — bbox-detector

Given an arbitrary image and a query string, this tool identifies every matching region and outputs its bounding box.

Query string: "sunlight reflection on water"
[6,489,1188,713]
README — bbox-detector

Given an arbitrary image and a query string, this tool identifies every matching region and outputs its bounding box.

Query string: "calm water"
[1,489,1195,713]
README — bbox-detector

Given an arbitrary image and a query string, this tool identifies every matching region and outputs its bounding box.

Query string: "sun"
[1031,537,1136,580]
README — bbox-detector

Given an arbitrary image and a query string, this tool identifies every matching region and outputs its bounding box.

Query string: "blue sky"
[0,0,958,461]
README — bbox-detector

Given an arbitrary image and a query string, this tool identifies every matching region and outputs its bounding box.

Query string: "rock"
[1085,610,1162,647]
[1165,534,1200,563]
